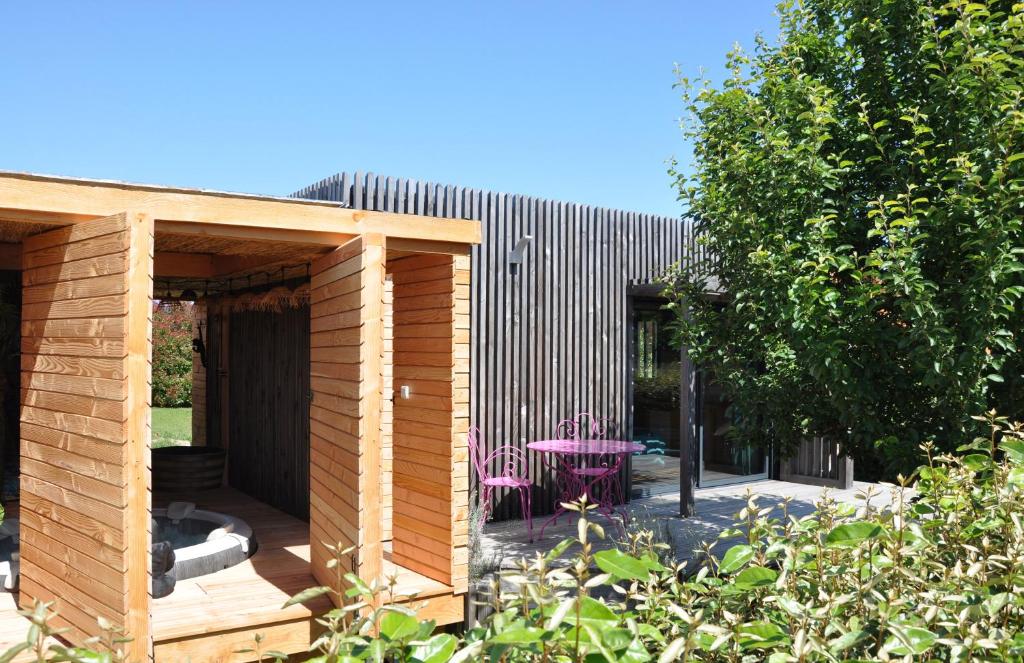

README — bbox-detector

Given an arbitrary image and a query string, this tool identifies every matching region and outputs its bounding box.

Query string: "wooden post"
[678,318,697,518]
[308,234,385,594]
[19,211,153,659]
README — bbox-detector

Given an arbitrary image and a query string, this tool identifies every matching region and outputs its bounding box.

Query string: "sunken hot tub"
[153,502,257,586]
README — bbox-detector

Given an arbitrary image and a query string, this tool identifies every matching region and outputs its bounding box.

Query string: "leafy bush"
[273,413,1024,661]
[152,302,193,408]
[11,414,1024,661]
[666,0,1024,480]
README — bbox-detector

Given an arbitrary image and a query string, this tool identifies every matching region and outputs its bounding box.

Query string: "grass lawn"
[153,407,192,448]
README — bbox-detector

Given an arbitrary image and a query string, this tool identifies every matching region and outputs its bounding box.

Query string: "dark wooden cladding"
[295,173,700,520]
[206,304,311,520]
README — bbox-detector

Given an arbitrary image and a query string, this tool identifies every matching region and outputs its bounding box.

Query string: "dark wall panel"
[295,173,700,519]
[208,305,311,520]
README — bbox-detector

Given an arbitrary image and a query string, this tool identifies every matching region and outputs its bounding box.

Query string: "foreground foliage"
[264,412,1024,661]
[666,0,1024,479]
[9,414,1024,661]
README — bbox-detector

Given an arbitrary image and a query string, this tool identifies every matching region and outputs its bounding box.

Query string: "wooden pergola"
[0,172,479,661]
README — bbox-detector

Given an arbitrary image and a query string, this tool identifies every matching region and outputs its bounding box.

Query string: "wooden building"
[0,171,479,661]
[296,173,852,520]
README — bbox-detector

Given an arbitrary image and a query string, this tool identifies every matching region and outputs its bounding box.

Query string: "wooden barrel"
[153,447,226,492]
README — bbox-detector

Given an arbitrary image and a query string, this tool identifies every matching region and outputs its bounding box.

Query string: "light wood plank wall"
[381,276,394,541]
[308,235,384,594]
[19,212,153,660]
[389,253,469,590]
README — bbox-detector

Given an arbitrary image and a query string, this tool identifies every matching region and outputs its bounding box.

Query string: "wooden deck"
[152,487,459,662]
[481,479,895,568]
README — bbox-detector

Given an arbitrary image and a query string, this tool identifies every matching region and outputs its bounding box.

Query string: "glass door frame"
[695,370,770,488]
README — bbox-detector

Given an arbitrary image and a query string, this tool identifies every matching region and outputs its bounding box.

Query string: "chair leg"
[526,487,533,542]
[518,485,533,542]
[481,485,492,526]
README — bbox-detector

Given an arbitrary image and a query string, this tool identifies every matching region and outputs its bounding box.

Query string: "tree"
[666,0,1024,478]
[152,302,194,408]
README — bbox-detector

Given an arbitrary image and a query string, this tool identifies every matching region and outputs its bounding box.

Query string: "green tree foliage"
[152,302,193,408]
[665,0,1024,477]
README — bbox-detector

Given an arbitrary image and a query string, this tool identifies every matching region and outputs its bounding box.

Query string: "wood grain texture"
[308,235,385,598]
[388,253,468,590]
[18,212,153,659]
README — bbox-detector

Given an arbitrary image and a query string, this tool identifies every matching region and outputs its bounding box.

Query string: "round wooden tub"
[153,447,226,492]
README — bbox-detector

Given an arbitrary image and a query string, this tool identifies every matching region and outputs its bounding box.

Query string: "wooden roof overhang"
[0,171,481,278]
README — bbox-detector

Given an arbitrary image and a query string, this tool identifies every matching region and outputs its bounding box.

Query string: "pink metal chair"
[556,412,626,519]
[469,427,533,542]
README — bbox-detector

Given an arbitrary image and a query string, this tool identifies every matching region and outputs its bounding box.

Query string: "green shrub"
[152,302,193,408]
[11,413,1024,661]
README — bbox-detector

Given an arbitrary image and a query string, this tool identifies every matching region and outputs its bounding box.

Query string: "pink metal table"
[527,439,645,537]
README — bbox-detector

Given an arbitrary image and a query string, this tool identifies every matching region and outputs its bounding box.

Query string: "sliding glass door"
[698,373,768,486]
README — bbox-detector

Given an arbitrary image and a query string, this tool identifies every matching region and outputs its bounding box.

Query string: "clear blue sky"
[0,2,778,217]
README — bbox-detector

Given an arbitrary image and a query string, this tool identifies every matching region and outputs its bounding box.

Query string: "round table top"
[527,439,646,455]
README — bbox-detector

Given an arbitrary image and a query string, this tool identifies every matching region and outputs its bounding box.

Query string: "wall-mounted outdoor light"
[509,235,533,275]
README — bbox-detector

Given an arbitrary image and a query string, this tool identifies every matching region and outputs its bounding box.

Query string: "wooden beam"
[386,238,473,256]
[153,252,282,278]
[124,211,154,659]
[0,172,482,245]
[0,243,20,270]
[154,252,214,278]
[155,221,355,248]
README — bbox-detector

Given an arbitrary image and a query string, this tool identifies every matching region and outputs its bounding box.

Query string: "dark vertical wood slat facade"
[296,173,695,519]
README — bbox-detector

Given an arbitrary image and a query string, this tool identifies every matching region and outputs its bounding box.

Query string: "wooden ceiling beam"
[154,220,353,247]
[154,252,315,279]
[0,243,20,270]
[0,172,481,245]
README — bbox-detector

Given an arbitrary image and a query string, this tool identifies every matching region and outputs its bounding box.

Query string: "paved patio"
[479,479,896,570]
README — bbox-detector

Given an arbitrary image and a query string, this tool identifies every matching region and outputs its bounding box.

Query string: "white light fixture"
[509,235,533,275]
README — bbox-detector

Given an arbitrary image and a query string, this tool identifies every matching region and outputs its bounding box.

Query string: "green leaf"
[963,453,991,471]
[737,622,789,650]
[733,566,777,589]
[658,638,686,663]
[885,625,937,656]
[281,586,331,609]
[563,596,619,628]
[718,544,754,574]
[1001,439,1024,464]
[825,521,885,547]
[488,626,545,644]
[409,634,458,663]
[594,549,662,580]
[829,629,869,653]
[379,611,421,642]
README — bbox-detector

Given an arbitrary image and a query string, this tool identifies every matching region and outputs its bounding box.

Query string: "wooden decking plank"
[151,486,459,656]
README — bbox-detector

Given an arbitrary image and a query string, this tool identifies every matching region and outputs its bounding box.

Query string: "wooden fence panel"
[779,437,853,489]
[19,211,153,660]
[308,235,385,595]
